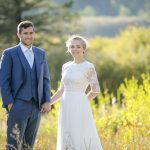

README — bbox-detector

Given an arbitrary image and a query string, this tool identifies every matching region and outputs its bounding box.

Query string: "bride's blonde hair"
[66,35,88,52]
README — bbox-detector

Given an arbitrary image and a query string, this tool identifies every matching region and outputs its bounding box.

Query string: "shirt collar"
[19,42,33,53]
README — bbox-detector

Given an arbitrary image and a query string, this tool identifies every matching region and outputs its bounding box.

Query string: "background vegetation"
[0,74,150,149]
[0,0,150,149]
[56,0,150,17]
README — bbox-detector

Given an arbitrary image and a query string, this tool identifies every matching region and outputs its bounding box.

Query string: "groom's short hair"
[17,20,34,33]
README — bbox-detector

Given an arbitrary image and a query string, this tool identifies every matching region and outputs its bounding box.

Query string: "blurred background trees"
[56,0,150,17]
[0,0,150,94]
[0,0,150,149]
[88,26,150,94]
[0,0,80,43]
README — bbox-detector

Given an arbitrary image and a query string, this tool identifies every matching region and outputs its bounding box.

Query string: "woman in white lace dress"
[50,35,103,150]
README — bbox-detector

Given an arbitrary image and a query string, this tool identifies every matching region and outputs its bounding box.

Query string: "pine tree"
[0,0,80,45]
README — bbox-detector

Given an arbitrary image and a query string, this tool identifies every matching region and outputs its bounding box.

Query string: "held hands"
[40,102,51,113]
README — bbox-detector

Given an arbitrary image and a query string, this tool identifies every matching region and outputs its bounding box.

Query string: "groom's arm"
[43,52,51,102]
[40,52,51,113]
[0,50,14,108]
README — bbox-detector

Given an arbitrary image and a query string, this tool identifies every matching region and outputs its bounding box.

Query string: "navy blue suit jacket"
[0,44,51,108]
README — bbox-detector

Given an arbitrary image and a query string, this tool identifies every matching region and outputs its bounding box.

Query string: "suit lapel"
[17,45,43,83]
[17,45,28,74]
[32,47,42,82]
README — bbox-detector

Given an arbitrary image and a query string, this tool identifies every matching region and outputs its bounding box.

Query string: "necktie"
[26,49,34,68]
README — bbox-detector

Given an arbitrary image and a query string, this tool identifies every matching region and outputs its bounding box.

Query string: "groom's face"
[17,27,35,47]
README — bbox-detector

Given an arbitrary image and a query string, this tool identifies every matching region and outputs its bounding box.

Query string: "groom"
[0,20,51,149]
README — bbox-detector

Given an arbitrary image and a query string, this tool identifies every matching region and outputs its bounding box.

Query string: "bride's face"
[69,39,84,58]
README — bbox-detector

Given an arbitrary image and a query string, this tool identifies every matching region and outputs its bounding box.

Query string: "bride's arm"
[50,85,64,105]
[87,91,99,100]
[86,64,100,101]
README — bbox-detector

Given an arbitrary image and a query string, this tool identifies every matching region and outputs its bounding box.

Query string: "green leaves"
[0,0,80,48]
[88,26,150,93]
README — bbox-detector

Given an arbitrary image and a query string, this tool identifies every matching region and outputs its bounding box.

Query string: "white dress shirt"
[20,43,34,68]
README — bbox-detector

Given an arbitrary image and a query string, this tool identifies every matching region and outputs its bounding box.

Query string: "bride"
[50,35,103,150]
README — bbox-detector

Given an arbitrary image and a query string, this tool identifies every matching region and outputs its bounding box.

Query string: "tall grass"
[0,74,150,150]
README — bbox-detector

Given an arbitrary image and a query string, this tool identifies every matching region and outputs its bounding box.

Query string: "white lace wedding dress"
[56,61,103,150]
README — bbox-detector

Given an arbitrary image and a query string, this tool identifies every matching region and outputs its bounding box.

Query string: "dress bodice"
[61,61,100,93]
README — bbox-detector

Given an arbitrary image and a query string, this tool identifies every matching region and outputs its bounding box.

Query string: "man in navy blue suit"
[0,20,51,149]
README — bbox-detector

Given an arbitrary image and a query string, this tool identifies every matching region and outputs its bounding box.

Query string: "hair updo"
[66,35,88,52]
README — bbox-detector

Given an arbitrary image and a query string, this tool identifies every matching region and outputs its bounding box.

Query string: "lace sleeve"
[87,65,100,93]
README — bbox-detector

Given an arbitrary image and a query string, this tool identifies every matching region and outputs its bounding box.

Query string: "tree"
[0,0,80,47]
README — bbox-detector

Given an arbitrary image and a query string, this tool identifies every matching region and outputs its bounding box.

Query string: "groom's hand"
[40,102,51,113]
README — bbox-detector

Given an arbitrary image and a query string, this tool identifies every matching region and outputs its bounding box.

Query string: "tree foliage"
[56,0,150,17]
[88,26,150,94]
[0,0,80,47]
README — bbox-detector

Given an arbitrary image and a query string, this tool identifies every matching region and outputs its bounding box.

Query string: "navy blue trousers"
[6,98,41,150]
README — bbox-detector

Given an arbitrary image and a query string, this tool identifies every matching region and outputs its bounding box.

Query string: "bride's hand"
[40,102,51,113]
